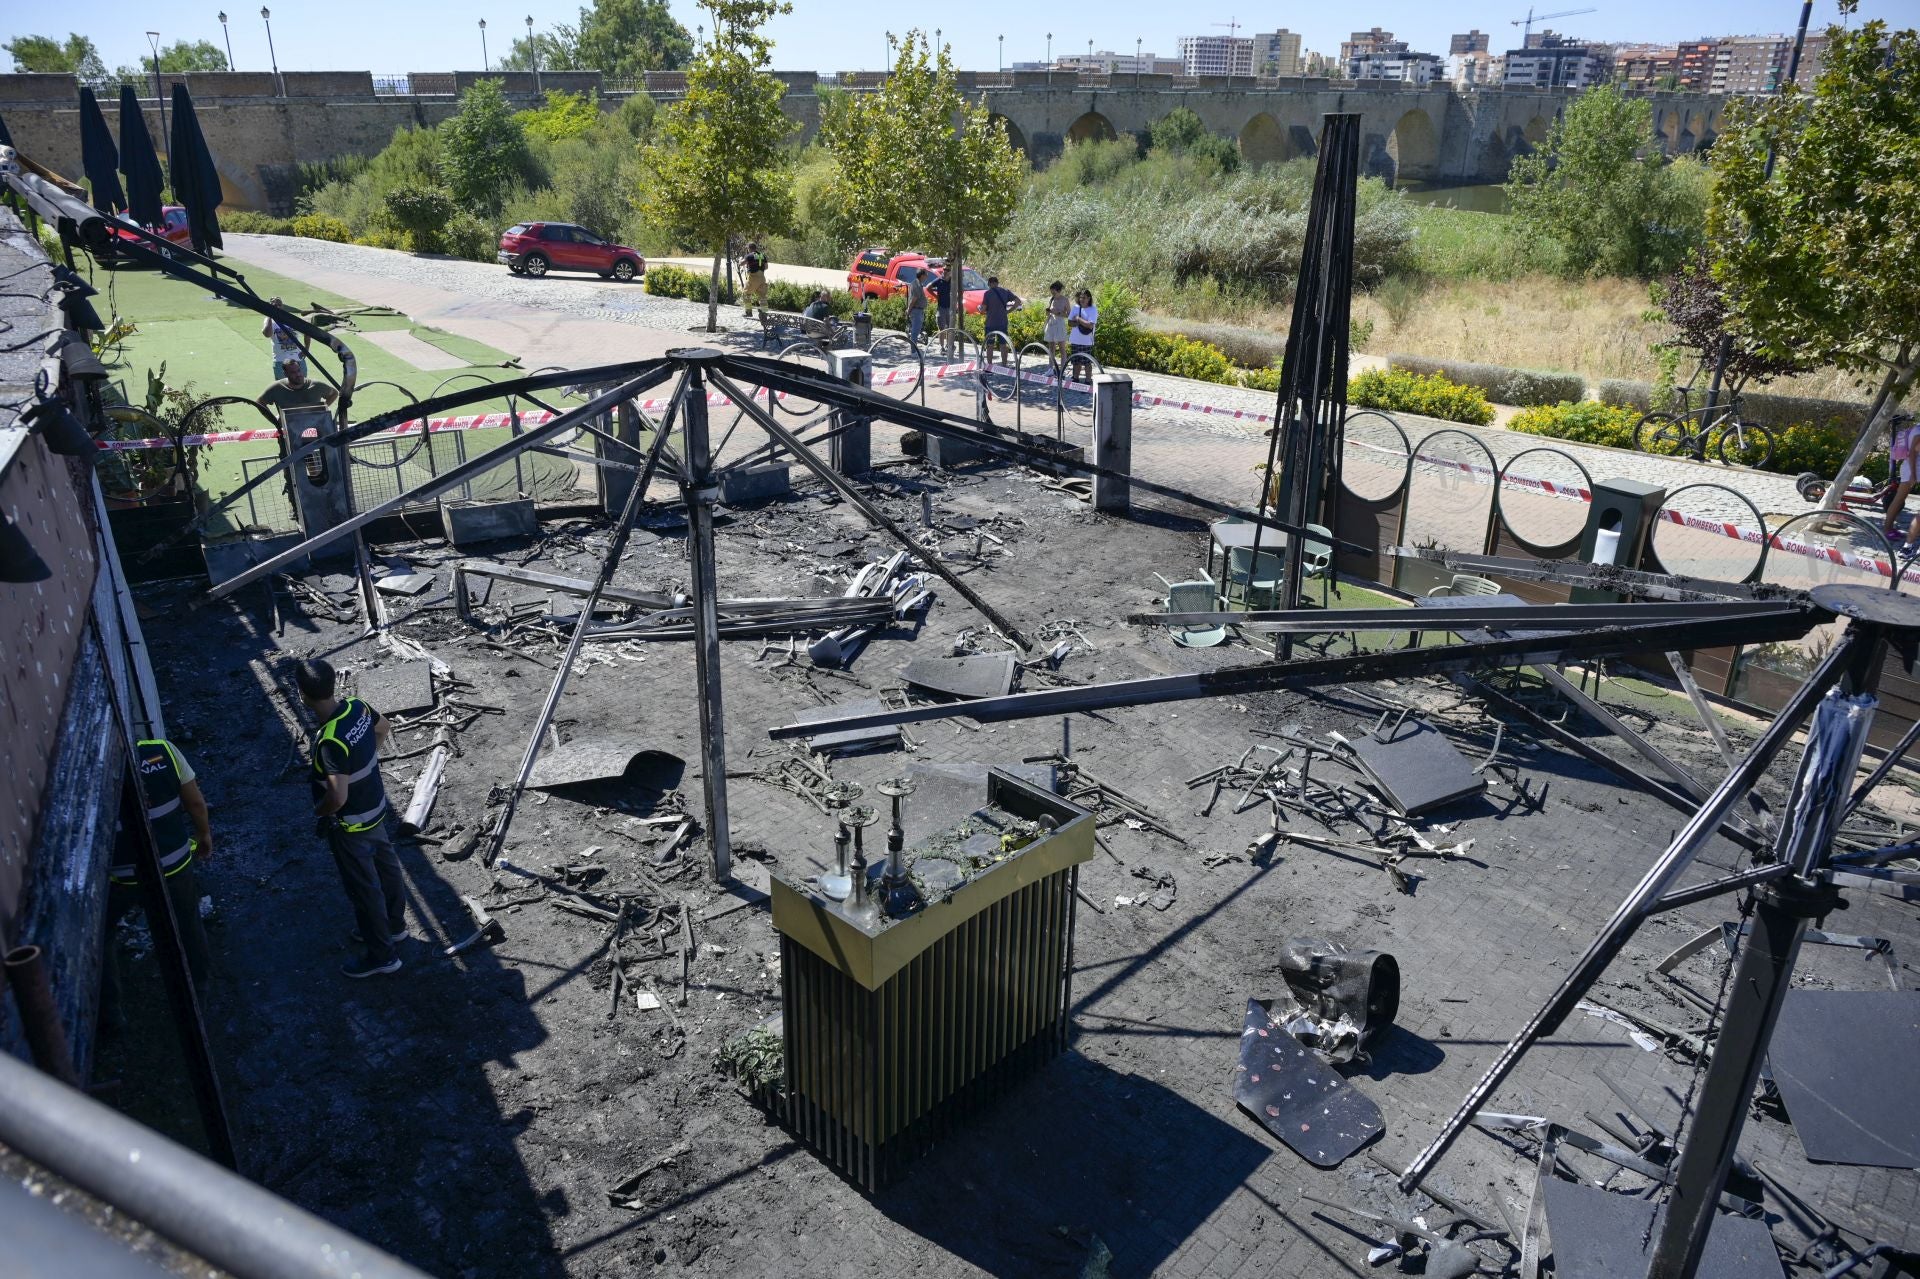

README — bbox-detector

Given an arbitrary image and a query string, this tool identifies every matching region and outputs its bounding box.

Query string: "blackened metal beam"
[479,379,683,870]
[707,369,1034,650]
[1397,626,1862,1195]
[1387,546,1802,604]
[1646,863,1793,914]
[679,354,733,881]
[204,365,676,600]
[1134,601,1799,631]
[719,354,1372,559]
[767,607,1822,741]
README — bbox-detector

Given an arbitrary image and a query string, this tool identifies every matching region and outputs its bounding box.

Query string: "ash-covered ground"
[114,430,1920,1279]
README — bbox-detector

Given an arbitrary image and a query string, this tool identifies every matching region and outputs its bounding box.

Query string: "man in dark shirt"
[260,358,338,419]
[979,276,1022,344]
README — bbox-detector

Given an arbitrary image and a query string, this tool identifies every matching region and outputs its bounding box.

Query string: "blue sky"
[7,0,1913,77]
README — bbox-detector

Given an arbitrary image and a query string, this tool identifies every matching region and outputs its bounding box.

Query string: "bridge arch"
[1066,110,1117,145]
[1239,112,1288,167]
[1384,108,1439,184]
[989,113,1027,155]
[1521,115,1551,150]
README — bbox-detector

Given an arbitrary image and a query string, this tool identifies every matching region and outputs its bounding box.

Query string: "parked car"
[498,222,645,281]
[106,205,192,257]
[846,248,987,314]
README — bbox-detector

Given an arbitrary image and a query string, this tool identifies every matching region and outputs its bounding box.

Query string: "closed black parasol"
[77,86,125,214]
[167,84,223,254]
[118,86,166,230]
[0,107,14,149]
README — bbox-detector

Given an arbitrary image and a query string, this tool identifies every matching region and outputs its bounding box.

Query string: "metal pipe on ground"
[0,1047,430,1279]
[399,728,449,835]
[4,945,79,1086]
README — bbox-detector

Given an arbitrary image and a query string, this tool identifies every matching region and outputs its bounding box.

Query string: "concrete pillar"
[597,402,643,517]
[1093,373,1133,515]
[827,348,872,475]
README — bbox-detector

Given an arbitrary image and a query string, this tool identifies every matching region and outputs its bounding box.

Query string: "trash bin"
[853,310,872,347]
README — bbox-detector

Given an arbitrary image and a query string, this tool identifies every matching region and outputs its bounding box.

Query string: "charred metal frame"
[17,151,1917,1278]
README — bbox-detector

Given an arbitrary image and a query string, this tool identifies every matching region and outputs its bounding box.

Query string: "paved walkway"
[216,235,1894,590]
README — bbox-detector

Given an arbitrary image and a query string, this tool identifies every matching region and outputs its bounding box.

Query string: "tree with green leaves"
[1506,82,1707,278]
[1149,106,1239,173]
[1708,7,1920,509]
[506,0,691,77]
[821,30,1025,338]
[116,39,228,80]
[438,80,534,213]
[501,25,582,72]
[517,89,600,142]
[577,0,692,77]
[5,33,105,80]
[640,0,796,331]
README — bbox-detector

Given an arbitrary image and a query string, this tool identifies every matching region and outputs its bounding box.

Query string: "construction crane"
[1212,17,1242,39]
[1510,6,1597,45]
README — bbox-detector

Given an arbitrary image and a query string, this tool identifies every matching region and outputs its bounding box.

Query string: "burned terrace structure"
[3,115,1919,1279]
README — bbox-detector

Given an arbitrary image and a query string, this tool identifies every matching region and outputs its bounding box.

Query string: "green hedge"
[1349,369,1495,425]
[643,263,708,300]
[290,213,351,242]
[1509,400,1642,449]
[1389,354,1586,407]
[224,211,294,235]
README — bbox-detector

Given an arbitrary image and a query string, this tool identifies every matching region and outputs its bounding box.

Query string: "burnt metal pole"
[1648,628,1885,1278]
[676,351,734,882]
[1398,616,1864,1194]
[479,383,683,869]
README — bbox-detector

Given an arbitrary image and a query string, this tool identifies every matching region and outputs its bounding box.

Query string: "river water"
[1396,182,1510,215]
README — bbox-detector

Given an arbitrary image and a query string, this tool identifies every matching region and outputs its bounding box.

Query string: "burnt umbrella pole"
[674,351,735,882]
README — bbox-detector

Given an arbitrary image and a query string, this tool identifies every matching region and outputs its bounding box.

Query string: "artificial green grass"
[87,254,573,529]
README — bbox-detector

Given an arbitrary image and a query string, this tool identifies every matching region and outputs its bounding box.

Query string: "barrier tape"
[95,368,1894,580]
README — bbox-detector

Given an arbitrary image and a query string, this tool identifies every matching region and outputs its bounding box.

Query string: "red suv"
[499,222,645,281]
[846,249,986,314]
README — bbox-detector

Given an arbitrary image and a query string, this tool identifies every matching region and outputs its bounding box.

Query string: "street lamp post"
[218,12,234,71]
[260,8,280,95]
[479,19,489,71]
[1046,33,1052,86]
[998,34,1003,74]
[1137,38,1143,87]
[147,31,170,162]
[527,15,540,93]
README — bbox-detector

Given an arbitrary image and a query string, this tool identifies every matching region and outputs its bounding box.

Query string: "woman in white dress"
[1043,281,1071,367]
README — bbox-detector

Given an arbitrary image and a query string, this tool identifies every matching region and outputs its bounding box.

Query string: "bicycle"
[1634,387,1774,468]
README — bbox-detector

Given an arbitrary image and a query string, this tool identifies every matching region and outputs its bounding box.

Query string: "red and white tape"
[94,369,1894,581]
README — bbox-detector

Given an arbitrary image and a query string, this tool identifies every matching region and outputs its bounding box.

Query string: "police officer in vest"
[110,737,214,983]
[292,659,406,978]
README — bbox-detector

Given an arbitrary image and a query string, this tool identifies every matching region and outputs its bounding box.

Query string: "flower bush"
[1349,369,1495,425]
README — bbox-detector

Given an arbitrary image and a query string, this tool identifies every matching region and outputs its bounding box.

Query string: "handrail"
[0,1049,429,1278]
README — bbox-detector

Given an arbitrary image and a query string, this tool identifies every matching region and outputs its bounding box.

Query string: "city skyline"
[2,0,1890,78]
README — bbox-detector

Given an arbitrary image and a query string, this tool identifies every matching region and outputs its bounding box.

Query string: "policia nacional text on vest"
[313,698,389,832]
[112,740,197,884]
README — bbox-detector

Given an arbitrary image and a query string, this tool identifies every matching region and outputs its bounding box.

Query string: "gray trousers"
[329,821,405,964]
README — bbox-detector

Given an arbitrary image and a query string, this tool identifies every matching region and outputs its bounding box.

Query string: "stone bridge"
[0,69,1728,213]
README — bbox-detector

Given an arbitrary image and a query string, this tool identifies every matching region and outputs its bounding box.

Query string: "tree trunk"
[706,251,723,334]
[1822,348,1916,513]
